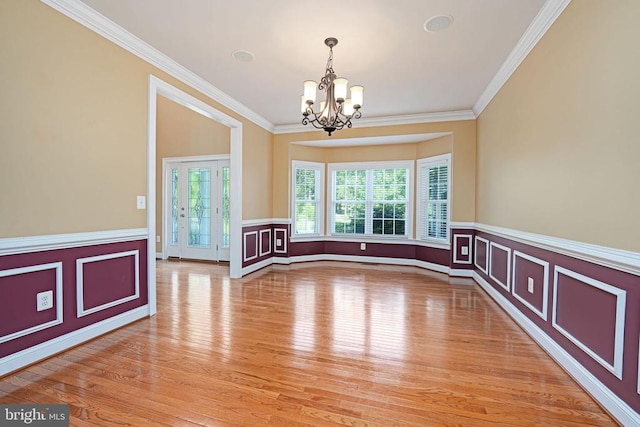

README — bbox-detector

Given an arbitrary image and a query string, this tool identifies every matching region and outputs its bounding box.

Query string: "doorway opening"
[147,75,243,315]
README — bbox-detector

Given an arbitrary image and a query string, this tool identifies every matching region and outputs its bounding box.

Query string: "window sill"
[414,239,451,250]
[290,234,323,243]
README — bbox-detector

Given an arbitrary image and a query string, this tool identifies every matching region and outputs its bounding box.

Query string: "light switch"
[136,196,146,209]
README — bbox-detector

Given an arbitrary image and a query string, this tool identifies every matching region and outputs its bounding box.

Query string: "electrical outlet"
[461,246,468,256]
[360,243,366,250]
[527,277,534,294]
[276,239,282,246]
[156,235,161,243]
[37,290,53,311]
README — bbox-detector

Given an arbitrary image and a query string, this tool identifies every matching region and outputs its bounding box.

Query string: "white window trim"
[291,160,325,237]
[417,153,451,248]
[327,160,414,239]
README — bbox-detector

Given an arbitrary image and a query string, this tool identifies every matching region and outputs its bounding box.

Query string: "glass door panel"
[218,163,230,261]
[187,167,211,248]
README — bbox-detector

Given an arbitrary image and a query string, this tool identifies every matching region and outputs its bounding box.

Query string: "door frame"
[161,155,231,261]
[147,75,243,316]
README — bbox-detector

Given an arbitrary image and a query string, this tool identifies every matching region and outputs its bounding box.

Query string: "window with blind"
[292,161,324,236]
[417,154,451,243]
[329,161,413,237]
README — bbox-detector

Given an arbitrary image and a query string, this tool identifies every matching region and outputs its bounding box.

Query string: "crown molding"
[472,0,572,117]
[40,0,275,133]
[274,110,476,135]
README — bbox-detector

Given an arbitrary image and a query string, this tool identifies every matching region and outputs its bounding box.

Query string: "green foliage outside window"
[333,167,408,236]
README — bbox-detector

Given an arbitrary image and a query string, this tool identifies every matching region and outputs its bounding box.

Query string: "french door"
[165,159,230,261]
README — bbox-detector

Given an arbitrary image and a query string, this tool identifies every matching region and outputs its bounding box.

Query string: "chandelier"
[301,37,364,136]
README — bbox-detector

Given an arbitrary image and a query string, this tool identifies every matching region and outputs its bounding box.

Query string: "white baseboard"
[241,258,274,276]
[450,269,474,277]
[0,306,149,377]
[473,273,639,426]
[414,259,449,274]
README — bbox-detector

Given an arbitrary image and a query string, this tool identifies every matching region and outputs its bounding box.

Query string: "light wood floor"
[0,261,616,426]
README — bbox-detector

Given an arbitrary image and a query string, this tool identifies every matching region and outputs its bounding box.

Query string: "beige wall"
[155,96,230,252]
[0,0,273,238]
[275,121,476,224]
[417,135,453,159]
[0,0,147,237]
[324,143,417,163]
[242,122,274,221]
[476,0,640,251]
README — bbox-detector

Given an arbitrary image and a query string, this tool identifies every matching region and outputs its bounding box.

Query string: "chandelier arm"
[302,112,328,130]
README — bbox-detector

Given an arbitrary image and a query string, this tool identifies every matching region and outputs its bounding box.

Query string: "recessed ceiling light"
[424,15,454,32]
[231,50,255,63]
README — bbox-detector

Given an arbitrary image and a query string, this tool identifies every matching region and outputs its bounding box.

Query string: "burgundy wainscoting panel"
[512,252,548,319]
[415,245,450,267]
[259,229,272,257]
[325,241,417,259]
[289,240,325,257]
[474,229,640,414]
[0,268,59,338]
[243,231,258,264]
[273,227,289,255]
[474,237,489,273]
[80,253,137,312]
[553,270,618,367]
[242,224,275,267]
[0,239,148,359]
[288,239,449,267]
[451,229,474,270]
[489,242,511,292]
[324,241,362,256]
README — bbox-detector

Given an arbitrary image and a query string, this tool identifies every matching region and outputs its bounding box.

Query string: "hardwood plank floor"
[0,260,617,426]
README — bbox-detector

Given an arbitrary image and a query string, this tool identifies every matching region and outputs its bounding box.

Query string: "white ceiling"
[79,0,548,128]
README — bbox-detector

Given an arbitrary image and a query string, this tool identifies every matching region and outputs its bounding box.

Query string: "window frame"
[327,160,414,239]
[416,153,451,248]
[291,160,325,237]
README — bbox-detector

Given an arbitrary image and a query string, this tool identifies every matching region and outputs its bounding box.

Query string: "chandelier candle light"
[301,37,364,136]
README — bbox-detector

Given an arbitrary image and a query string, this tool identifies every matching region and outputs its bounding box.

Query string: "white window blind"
[292,161,324,235]
[418,154,450,243]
